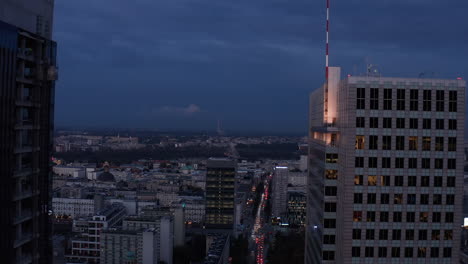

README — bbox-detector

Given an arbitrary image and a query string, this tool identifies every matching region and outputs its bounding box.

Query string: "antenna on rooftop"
[325,0,330,82]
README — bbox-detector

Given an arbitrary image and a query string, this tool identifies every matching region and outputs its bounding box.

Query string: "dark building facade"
[0,18,57,264]
[205,158,237,230]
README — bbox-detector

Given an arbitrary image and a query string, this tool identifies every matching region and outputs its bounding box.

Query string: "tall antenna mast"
[326,0,330,82]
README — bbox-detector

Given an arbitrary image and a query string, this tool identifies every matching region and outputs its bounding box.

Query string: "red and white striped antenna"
[326,0,330,82]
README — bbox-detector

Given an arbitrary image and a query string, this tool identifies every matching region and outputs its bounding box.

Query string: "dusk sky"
[53,0,468,133]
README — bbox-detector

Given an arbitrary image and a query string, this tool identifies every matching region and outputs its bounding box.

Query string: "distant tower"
[217,119,225,135]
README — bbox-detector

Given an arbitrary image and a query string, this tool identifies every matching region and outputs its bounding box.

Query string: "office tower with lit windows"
[205,158,237,230]
[0,1,57,263]
[305,67,465,263]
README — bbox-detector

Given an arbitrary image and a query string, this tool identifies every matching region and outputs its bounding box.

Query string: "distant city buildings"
[306,67,465,263]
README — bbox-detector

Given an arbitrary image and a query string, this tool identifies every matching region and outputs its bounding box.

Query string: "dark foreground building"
[0,1,57,263]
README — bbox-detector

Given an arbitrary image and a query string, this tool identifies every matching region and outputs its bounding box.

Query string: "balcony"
[14,232,33,248]
[17,48,34,61]
[13,189,35,201]
[16,254,33,264]
[13,210,33,225]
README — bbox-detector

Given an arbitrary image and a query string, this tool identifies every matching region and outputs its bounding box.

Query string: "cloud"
[152,104,202,116]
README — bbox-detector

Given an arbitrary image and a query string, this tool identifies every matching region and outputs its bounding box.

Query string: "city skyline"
[53,0,468,132]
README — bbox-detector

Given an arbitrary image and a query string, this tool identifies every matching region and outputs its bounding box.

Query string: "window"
[423,119,431,129]
[352,247,361,257]
[354,175,363,185]
[405,248,413,258]
[352,229,361,239]
[381,176,390,186]
[325,186,337,196]
[423,90,431,111]
[421,158,430,169]
[430,248,439,258]
[419,230,428,240]
[356,117,365,128]
[355,135,365,149]
[323,251,335,260]
[433,212,441,222]
[448,159,456,170]
[447,177,455,187]
[357,88,365,109]
[435,158,444,169]
[433,194,442,205]
[397,118,405,128]
[382,157,391,168]
[444,230,453,240]
[391,247,400,258]
[367,175,377,186]
[420,194,429,204]
[445,212,454,223]
[383,118,392,128]
[406,212,415,222]
[383,89,392,110]
[323,235,335,244]
[449,119,457,130]
[394,193,403,204]
[378,247,387,257]
[408,158,417,169]
[436,119,444,129]
[432,230,440,240]
[326,170,338,179]
[355,157,364,168]
[421,176,430,187]
[408,176,417,186]
[410,89,418,111]
[434,176,443,187]
[369,117,378,128]
[392,230,401,240]
[395,158,404,168]
[353,211,362,222]
[446,194,455,205]
[367,193,376,204]
[409,137,418,150]
[422,137,431,151]
[380,212,389,222]
[366,229,375,239]
[435,137,444,151]
[382,136,391,150]
[326,153,338,163]
[420,212,429,222]
[418,247,426,258]
[379,230,389,240]
[369,135,378,149]
[407,194,416,204]
[406,230,414,240]
[381,193,390,204]
[325,202,337,212]
[324,219,336,228]
[394,176,403,186]
[397,89,405,110]
[448,137,456,151]
[436,90,444,111]
[443,248,452,258]
[449,91,457,112]
[393,212,402,222]
[365,247,374,258]
[395,136,404,150]
[354,193,363,204]
[370,88,379,110]
[368,157,377,168]
[409,118,418,129]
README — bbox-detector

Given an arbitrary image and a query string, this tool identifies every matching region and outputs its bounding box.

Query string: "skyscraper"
[205,158,237,230]
[306,67,465,263]
[0,1,57,263]
[271,166,289,219]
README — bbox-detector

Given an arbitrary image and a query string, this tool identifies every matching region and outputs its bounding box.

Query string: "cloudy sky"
[53,0,468,133]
